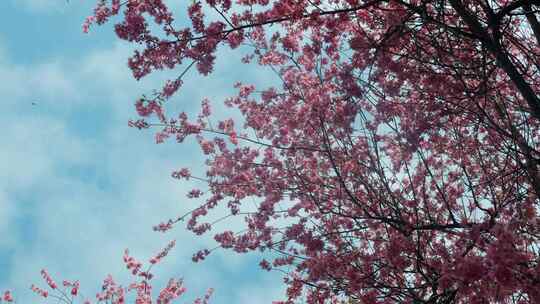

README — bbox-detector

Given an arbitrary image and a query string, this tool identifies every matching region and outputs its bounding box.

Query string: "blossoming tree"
[61,0,540,303]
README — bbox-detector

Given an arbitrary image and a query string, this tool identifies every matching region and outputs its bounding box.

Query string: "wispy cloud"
[2,26,285,303]
[13,0,67,13]
[0,62,79,109]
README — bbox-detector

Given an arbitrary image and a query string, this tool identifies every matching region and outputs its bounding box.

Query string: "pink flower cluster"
[0,291,13,303]
[156,279,186,304]
[30,284,49,298]
[22,244,210,304]
[149,240,176,264]
[62,280,80,296]
[95,275,125,303]
[40,269,57,290]
[171,168,190,180]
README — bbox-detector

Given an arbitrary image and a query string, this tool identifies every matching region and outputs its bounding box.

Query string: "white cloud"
[0,115,88,191]
[0,191,16,249]
[0,59,79,110]
[235,273,286,304]
[13,0,67,13]
[1,20,287,303]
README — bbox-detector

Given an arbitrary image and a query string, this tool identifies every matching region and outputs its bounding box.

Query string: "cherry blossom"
[4,243,211,304]
[82,0,540,303]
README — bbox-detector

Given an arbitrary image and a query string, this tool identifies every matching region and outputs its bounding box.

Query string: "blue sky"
[0,1,285,303]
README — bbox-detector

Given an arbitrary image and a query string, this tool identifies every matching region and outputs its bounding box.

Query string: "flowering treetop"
[83,0,540,303]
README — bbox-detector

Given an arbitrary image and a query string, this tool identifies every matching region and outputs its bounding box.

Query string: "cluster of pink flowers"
[128,119,150,130]
[149,240,176,265]
[192,288,213,304]
[153,219,175,232]
[155,279,186,304]
[21,243,210,304]
[123,249,144,275]
[95,275,125,303]
[171,168,190,180]
[30,284,49,298]
[62,280,80,296]
[40,269,57,290]
[0,291,13,303]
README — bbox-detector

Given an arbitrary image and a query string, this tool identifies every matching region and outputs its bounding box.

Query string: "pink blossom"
[83,0,540,302]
